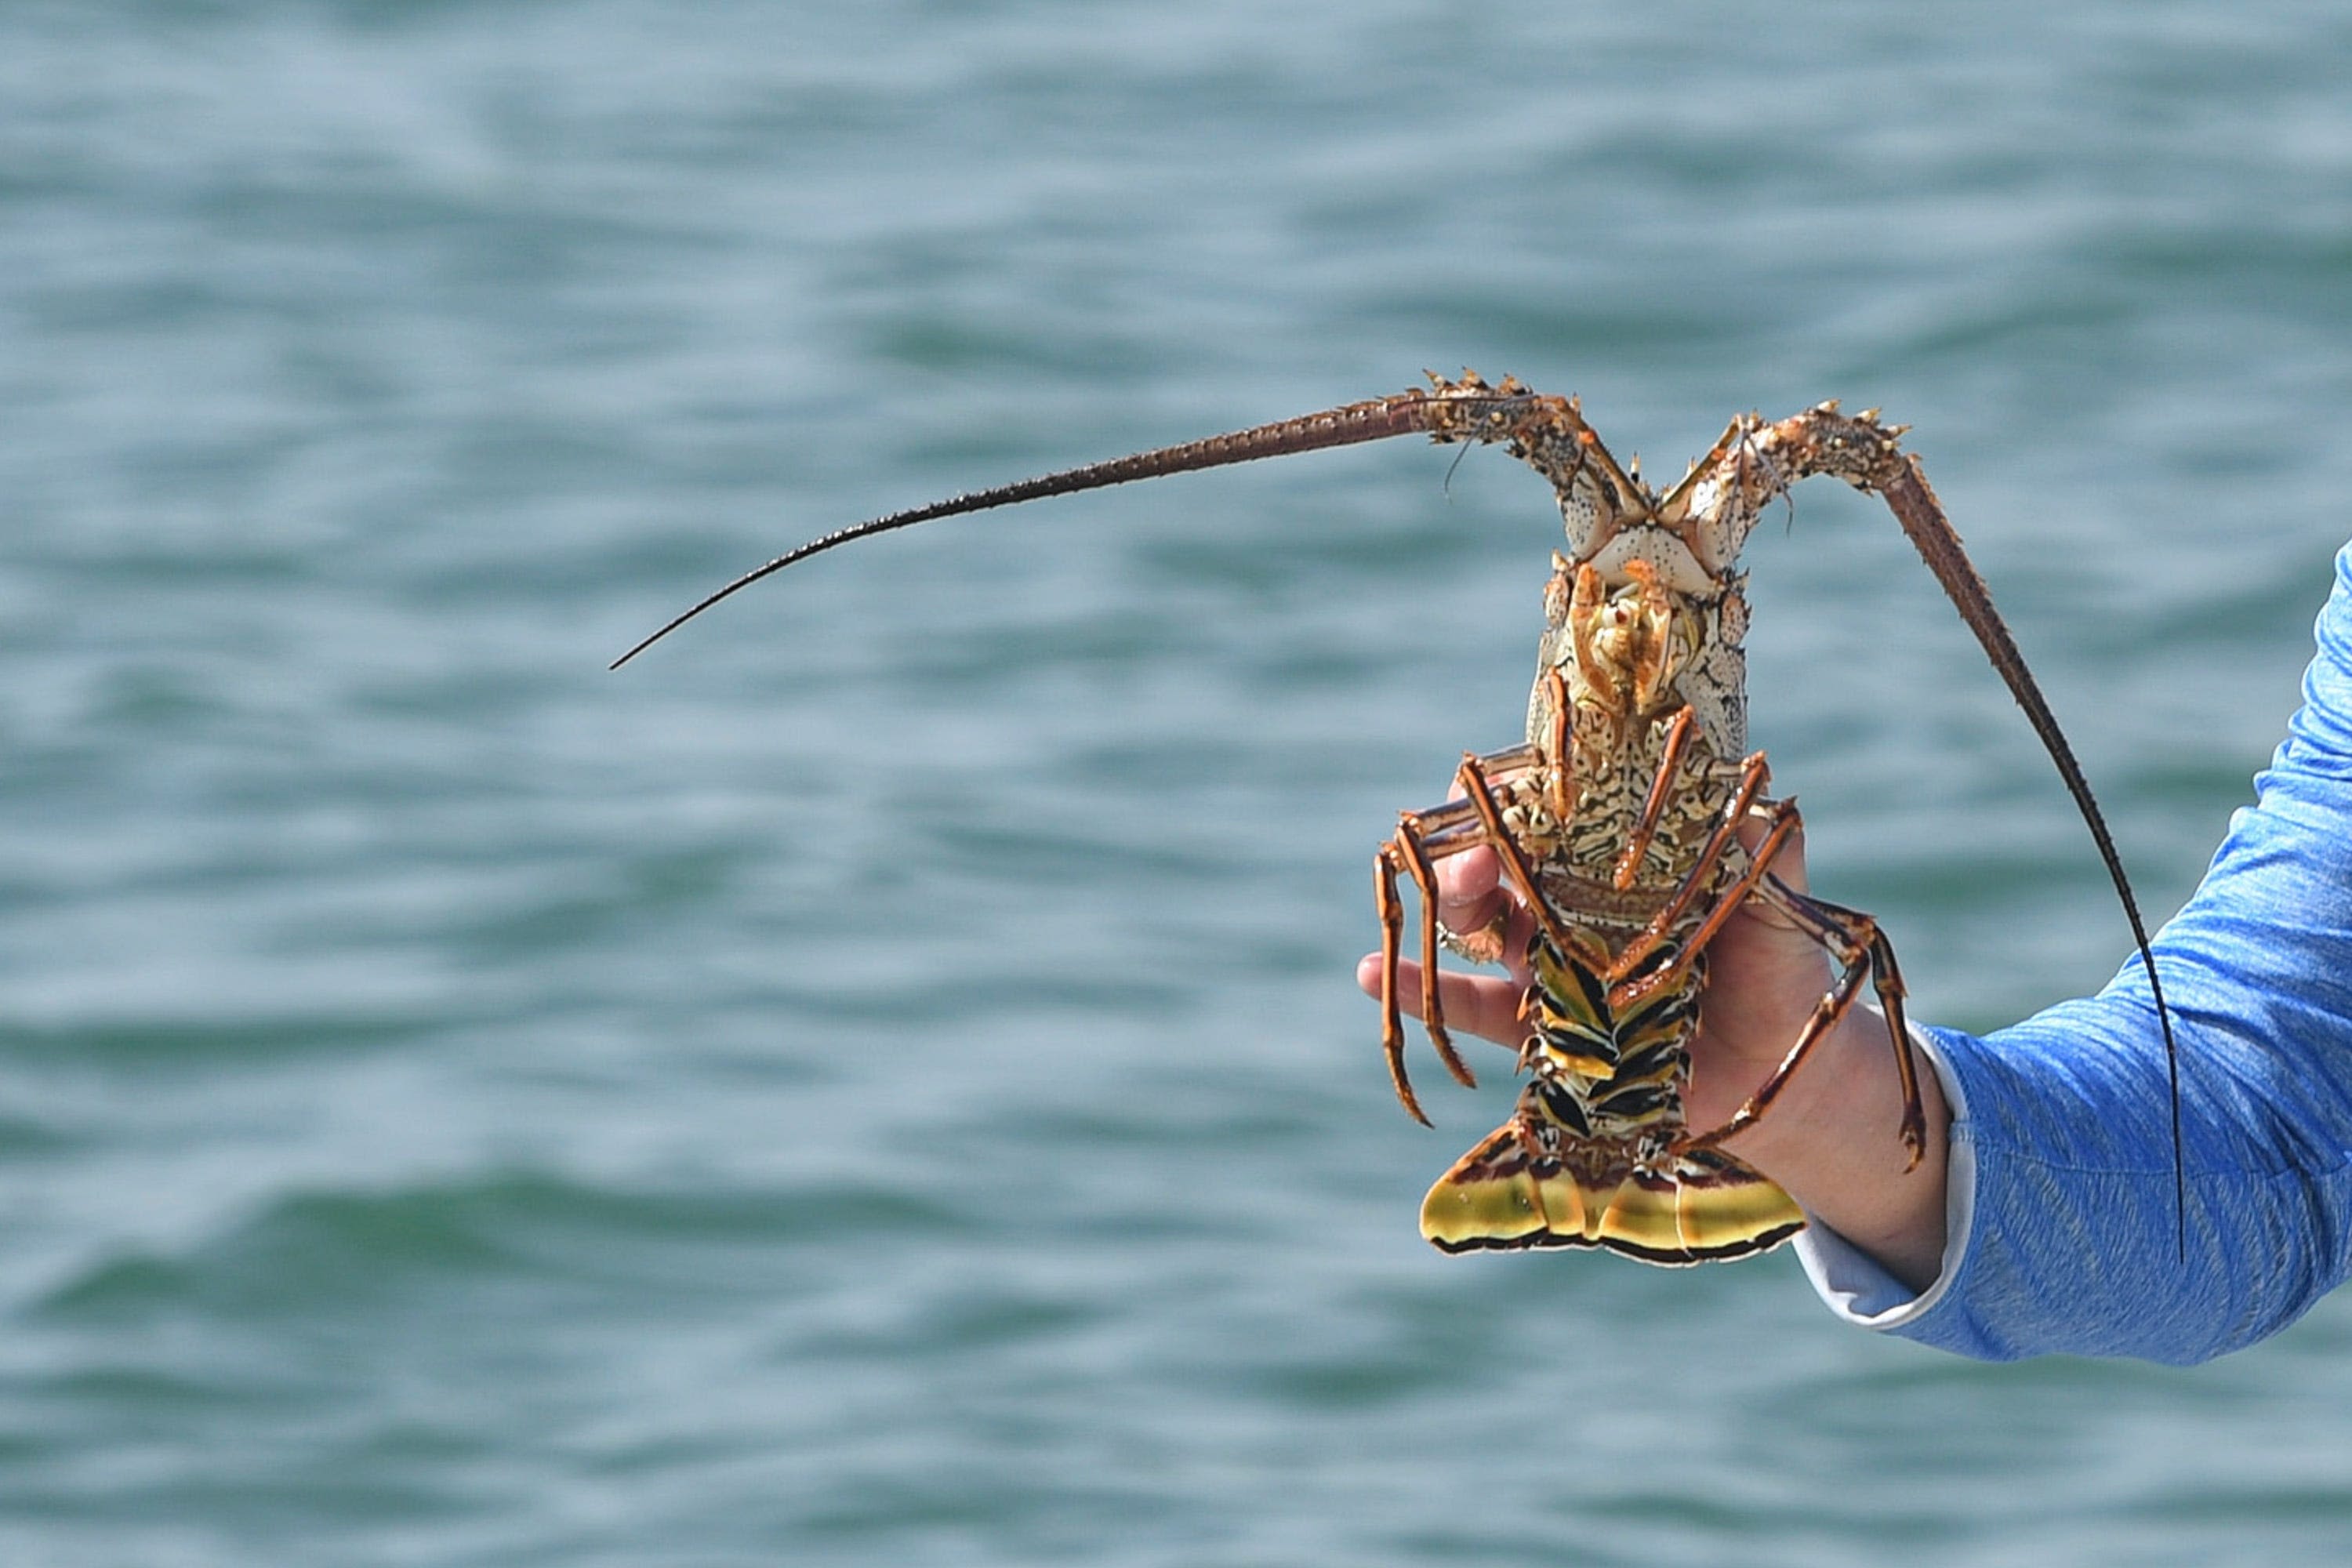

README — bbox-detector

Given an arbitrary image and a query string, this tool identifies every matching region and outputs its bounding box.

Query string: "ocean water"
[4,2,2350,1563]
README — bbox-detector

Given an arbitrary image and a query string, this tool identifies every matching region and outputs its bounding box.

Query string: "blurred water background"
[5,2,2351,1563]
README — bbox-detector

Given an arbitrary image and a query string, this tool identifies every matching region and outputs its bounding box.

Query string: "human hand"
[1353,818,1949,1287]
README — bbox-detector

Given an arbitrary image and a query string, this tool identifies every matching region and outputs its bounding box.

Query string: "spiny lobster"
[615,372,2176,1265]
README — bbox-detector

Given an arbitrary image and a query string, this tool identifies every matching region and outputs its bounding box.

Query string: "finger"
[1736,812,1809,896]
[1433,844,1504,927]
[1721,814,1816,940]
[1356,953,1526,1048]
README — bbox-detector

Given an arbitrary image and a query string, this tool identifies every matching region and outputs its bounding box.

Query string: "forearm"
[1788,544,2352,1362]
[1876,988,2352,1364]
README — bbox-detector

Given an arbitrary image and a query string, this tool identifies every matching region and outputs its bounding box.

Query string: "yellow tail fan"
[1419,1123,1803,1265]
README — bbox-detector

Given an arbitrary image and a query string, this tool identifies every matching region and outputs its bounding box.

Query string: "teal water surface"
[5,3,2352,1563]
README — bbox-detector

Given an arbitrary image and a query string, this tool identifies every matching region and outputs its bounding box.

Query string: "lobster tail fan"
[1419,1125,1804,1265]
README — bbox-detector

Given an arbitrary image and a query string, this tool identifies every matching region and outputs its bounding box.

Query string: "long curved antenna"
[1873,457,2186,1254]
[609,387,1509,669]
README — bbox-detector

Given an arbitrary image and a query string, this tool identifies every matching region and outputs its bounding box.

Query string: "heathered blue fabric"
[1883,543,2352,1363]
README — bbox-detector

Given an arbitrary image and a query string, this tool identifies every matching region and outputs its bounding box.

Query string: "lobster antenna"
[609,387,1512,669]
[1875,458,2187,1257]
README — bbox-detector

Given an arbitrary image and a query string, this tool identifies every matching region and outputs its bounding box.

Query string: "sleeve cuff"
[1790,1020,1979,1330]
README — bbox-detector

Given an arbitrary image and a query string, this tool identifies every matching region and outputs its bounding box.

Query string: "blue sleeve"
[1801,543,2352,1363]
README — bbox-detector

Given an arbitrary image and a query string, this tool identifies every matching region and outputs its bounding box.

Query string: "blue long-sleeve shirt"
[1796,543,2352,1363]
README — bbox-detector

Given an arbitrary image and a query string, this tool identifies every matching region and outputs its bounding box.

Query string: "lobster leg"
[1601,751,1780,999]
[1372,842,1429,1125]
[1384,743,1546,973]
[1378,821,1481,1100]
[1675,869,1926,1169]
[1453,752,1585,964]
[1612,705,1698,891]
[1372,741,1544,1123]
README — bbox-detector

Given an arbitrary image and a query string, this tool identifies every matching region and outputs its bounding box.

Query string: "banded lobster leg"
[1373,742,1537,1124]
[1675,872,1925,1163]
